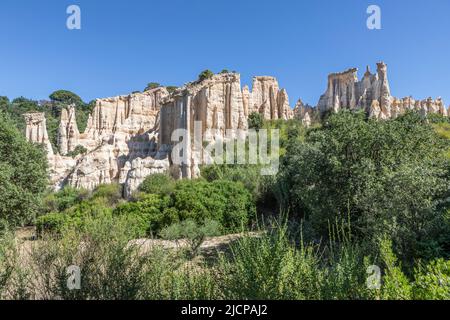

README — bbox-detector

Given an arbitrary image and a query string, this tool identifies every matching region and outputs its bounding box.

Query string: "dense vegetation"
[0,112,48,226]
[0,91,94,149]
[1,101,450,299]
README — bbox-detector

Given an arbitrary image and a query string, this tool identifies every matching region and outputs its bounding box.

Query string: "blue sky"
[1,0,449,106]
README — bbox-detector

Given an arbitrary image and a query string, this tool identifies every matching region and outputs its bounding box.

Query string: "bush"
[218,224,325,300]
[279,111,450,263]
[37,197,113,236]
[160,219,221,257]
[0,113,48,226]
[248,112,264,131]
[171,179,254,233]
[91,183,123,205]
[413,259,450,300]
[43,187,89,213]
[379,238,413,300]
[66,145,87,158]
[198,70,214,82]
[138,173,175,196]
[113,194,173,238]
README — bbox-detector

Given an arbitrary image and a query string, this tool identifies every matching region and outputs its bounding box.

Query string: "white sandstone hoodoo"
[23,73,294,196]
[23,66,448,195]
[317,62,448,120]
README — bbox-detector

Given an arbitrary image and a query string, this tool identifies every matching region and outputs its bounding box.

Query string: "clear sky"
[1,0,449,106]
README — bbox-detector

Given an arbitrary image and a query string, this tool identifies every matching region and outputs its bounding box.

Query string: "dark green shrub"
[198,70,214,82]
[144,82,161,91]
[66,145,87,158]
[279,110,450,263]
[248,112,264,131]
[160,219,221,257]
[171,179,254,233]
[43,186,89,213]
[113,194,172,237]
[0,113,48,226]
[138,173,175,196]
[91,183,123,205]
[37,197,113,236]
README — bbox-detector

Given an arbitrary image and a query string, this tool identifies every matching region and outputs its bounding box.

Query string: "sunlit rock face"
[318,62,392,117]
[25,65,449,197]
[23,73,296,196]
[318,62,449,120]
[243,76,293,120]
[293,99,314,127]
[24,88,169,193]
[160,73,248,180]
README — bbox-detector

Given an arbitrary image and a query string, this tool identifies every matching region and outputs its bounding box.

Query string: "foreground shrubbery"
[0,112,48,226]
[1,219,449,300]
[3,110,450,300]
[278,111,450,265]
[37,177,255,239]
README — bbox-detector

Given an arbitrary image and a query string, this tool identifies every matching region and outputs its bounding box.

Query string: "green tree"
[280,111,450,263]
[248,112,264,131]
[138,173,175,196]
[198,70,214,82]
[49,90,92,134]
[0,112,48,226]
[160,219,221,257]
[144,83,161,91]
[66,145,88,158]
[49,90,83,107]
[166,86,178,95]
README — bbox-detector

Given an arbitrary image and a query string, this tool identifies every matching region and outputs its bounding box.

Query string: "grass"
[1,218,450,300]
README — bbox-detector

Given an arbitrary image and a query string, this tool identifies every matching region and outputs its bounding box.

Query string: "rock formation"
[318,62,449,120]
[24,65,447,196]
[23,73,294,196]
[243,76,293,120]
[24,113,54,157]
[293,99,314,127]
[160,73,248,180]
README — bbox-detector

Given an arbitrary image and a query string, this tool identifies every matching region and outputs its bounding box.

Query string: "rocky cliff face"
[25,88,169,192]
[243,76,293,120]
[159,73,248,181]
[24,66,447,196]
[318,62,448,120]
[293,99,314,127]
[318,63,392,116]
[24,73,294,195]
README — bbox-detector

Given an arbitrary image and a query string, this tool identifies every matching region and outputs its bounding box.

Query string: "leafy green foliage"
[166,86,178,95]
[66,145,88,158]
[144,82,161,91]
[160,219,221,257]
[413,259,450,299]
[279,111,450,263]
[171,179,254,233]
[49,90,93,134]
[113,194,172,238]
[91,183,123,205]
[43,187,89,213]
[198,70,214,82]
[138,173,175,196]
[114,179,254,237]
[37,185,122,236]
[49,90,83,106]
[247,112,264,131]
[0,113,48,226]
